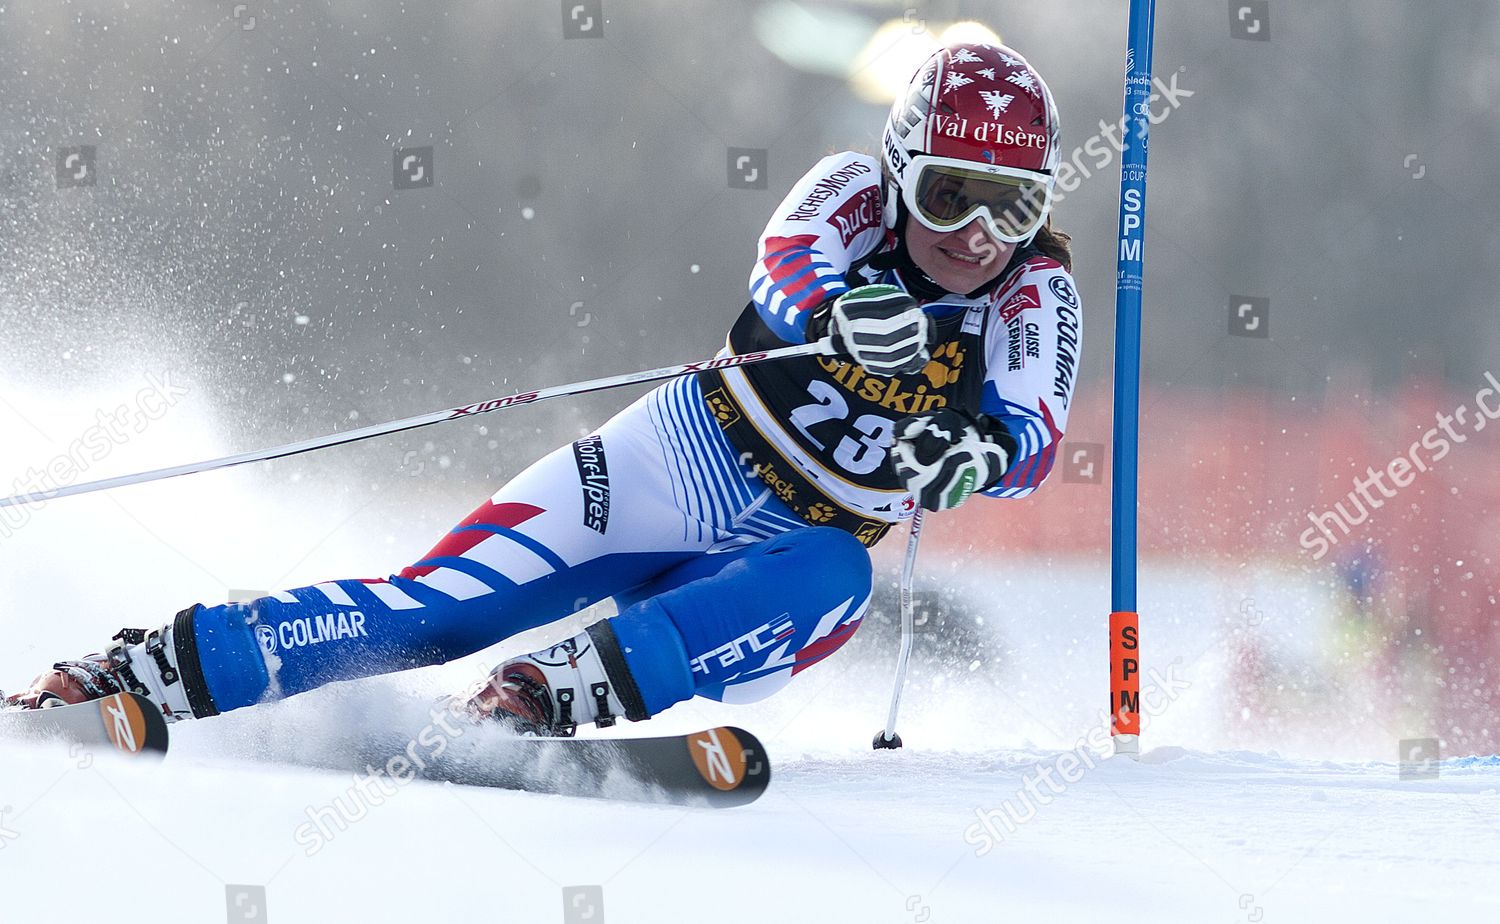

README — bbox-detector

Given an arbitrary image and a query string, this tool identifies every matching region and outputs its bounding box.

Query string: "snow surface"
[2,712,1497,922]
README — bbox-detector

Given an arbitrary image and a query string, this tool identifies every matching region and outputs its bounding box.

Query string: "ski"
[0,692,170,757]
[342,724,771,808]
[0,695,766,806]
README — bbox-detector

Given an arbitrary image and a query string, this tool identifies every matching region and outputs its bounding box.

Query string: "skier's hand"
[813,284,934,377]
[891,409,1017,511]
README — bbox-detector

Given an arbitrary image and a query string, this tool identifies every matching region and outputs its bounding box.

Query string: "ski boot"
[1,607,218,722]
[459,622,649,737]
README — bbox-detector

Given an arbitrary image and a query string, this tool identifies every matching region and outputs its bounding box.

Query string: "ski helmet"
[881,42,1062,245]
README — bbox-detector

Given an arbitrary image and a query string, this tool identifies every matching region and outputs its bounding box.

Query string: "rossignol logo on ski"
[572,435,611,534]
[687,728,746,791]
[100,693,146,754]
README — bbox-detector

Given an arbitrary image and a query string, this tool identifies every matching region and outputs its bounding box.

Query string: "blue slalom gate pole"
[1109,0,1157,757]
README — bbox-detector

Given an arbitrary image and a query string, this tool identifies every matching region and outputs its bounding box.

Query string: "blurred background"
[1,0,1497,762]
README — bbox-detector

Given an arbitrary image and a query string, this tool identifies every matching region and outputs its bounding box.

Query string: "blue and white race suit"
[187,152,1081,719]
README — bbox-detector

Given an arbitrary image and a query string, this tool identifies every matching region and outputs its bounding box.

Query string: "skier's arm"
[977,260,1083,499]
[748,152,885,344]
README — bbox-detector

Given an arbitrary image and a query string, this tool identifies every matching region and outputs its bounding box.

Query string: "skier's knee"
[597,527,875,715]
[760,526,873,600]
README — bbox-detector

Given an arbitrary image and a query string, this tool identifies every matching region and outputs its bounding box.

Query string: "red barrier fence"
[926,378,1500,752]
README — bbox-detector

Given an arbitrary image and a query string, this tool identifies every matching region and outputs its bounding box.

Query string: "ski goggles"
[902,155,1055,244]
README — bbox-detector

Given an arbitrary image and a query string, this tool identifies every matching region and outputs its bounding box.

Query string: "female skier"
[4,41,1082,736]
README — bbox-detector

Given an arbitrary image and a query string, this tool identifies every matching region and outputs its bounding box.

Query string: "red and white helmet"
[882,42,1063,245]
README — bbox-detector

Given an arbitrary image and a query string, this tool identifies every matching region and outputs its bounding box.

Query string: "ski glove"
[809,284,934,377]
[891,409,1018,511]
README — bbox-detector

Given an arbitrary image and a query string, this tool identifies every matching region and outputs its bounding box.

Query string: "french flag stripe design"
[413,566,494,601]
[363,581,423,611]
[449,531,556,585]
[312,582,356,607]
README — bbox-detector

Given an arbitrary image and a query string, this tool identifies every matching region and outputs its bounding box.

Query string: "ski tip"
[0,692,168,758]
[99,692,171,756]
[684,726,770,807]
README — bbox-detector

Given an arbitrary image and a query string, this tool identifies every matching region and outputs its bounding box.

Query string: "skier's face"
[903,214,1015,294]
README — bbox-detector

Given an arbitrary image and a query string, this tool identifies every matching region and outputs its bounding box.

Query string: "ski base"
[0,692,170,757]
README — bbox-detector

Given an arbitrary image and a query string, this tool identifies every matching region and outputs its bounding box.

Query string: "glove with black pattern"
[891,408,1017,511]
[807,284,935,377]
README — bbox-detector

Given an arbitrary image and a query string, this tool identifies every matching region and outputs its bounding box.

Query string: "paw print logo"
[703,389,740,427]
[806,503,836,523]
[854,520,889,546]
[922,342,964,388]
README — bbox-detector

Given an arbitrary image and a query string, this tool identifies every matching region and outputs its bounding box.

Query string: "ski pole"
[0,339,834,510]
[1108,0,1158,760]
[873,508,923,750]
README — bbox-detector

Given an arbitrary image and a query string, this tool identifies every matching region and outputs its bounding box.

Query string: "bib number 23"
[787,380,892,475]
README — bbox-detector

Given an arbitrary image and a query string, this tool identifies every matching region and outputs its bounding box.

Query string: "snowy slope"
[3,718,1497,923]
[4,486,1496,922]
